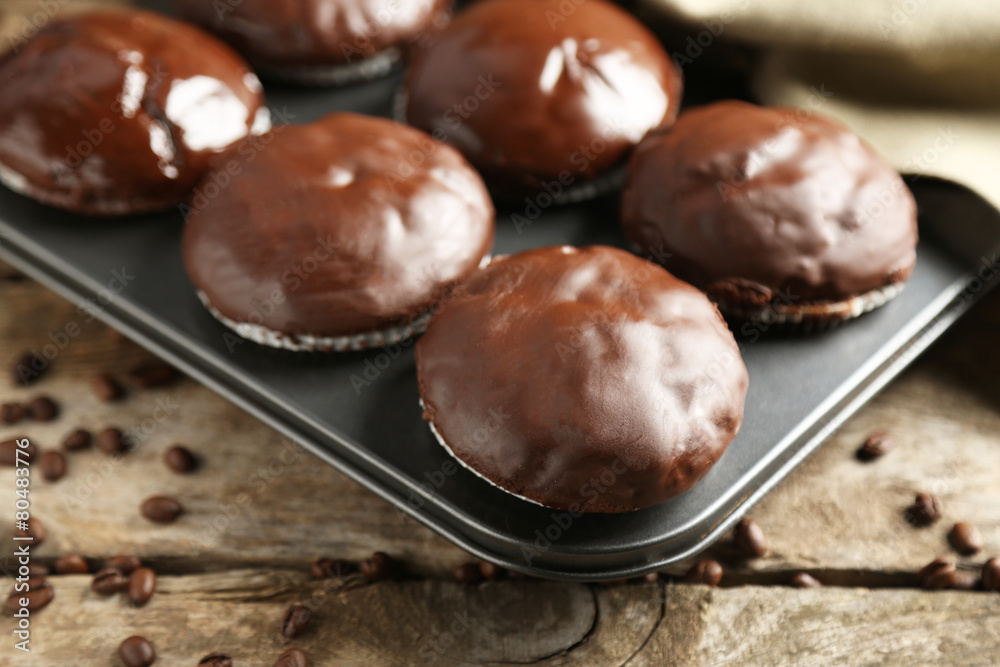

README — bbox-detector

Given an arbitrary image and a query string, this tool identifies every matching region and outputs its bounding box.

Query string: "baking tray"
[3,25,1000,580]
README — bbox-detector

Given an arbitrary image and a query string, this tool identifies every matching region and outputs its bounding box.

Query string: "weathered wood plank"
[1,571,997,666]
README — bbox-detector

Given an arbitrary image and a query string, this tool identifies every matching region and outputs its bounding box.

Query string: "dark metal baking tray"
[3,49,999,580]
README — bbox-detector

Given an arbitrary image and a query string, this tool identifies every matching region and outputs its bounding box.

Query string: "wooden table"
[2,4,1000,666]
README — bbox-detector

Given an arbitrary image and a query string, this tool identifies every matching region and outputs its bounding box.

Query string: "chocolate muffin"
[182,112,495,352]
[402,0,681,200]
[415,245,748,513]
[0,9,270,216]
[622,101,919,328]
[177,0,451,85]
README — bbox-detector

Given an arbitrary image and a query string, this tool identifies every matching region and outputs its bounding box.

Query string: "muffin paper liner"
[393,87,625,205]
[197,290,431,353]
[721,282,908,334]
[258,49,400,87]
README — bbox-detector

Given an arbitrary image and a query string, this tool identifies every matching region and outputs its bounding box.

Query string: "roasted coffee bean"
[280,603,312,638]
[106,327,128,344]
[16,517,45,545]
[39,450,67,482]
[0,437,35,466]
[27,563,49,577]
[453,563,482,586]
[10,351,46,387]
[1,402,25,425]
[26,395,58,421]
[790,573,822,588]
[478,560,503,581]
[950,571,980,591]
[163,445,197,473]
[92,374,124,402]
[948,522,984,555]
[54,554,89,574]
[129,362,177,389]
[118,635,156,667]
[982,558,1000,592]
[91,568,128,596]
[275,647,309,667]
[310,558,352,579]
[140,496,183,524]
[96,428,126,455]
[105,555,142,575]
[361,551,399,582]
[198,653,233,667]
[684,559,724,587]
[918,557,957,590]
[856,432,895,461]
[62,428,92,451]
[733,518,768,558]
[5,579,54,612]
[127,567,156,607]
[906,493,944,526]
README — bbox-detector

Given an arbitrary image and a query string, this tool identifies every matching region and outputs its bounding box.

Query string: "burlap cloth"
[639,0,1000,213]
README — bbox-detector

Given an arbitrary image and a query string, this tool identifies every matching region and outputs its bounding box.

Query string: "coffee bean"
[280,603,311,638]
[360,551,399,582]
[856,432,895,461]
[27,563,49,577]
[733,518,768,558]
[198,653,233,667]
[790,572,822,588]
[906,493,944,527]
[127,567,156,607]
[5,578,54,612]
[92,374,124,402]
[1,402,25,425]
[118,635,156,667]
[95,428,126,455]
[140,496,183,524]
[62,428,92,451]
[0,437,35,466]
[453,563,482,586]
[129,362,177,389]
[917,557,957,590]
[275,648,309,667]
[39,451,67,482]
[950,571,980,591]
[91,568,128,596]
[478,560,503,581]
[54,554,89,574]
[107,327,128,344]
[684,559,724,587]
[16,517,45,545]
[26,395,58,421]
[948,522,984,555]
[105,555,142,575]
[10,351,46,387]
[310,558,352,579]
[982,558,1000,592]
[163,445,197,473]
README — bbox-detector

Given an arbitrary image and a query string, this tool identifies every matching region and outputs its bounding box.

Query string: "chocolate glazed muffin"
[177,0,451,85]
[0,9,270,216]
[403,0,682,201]
[622,100,919,330]
[415,246,748,513]
[182,112,495,352]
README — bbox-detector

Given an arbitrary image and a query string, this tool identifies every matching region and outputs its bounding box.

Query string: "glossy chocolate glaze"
[415,245,748,513]
[404,0,681,196]
[0,9,269,216]
[177,0,451,69]
[621,101,919,308]
[182,112,495,338]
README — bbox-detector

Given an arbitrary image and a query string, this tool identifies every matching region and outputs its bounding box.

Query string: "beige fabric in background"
[640,0,1000,211]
